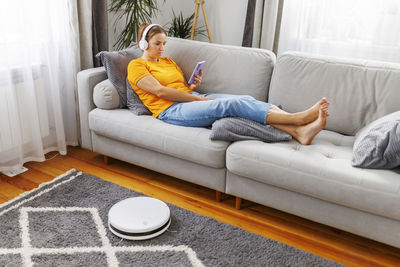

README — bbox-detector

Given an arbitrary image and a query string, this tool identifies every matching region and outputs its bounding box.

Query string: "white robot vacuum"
[108,197,171,240]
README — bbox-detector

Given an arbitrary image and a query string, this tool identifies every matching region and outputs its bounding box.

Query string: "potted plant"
[109,0,164,50]
[165,10,206,39]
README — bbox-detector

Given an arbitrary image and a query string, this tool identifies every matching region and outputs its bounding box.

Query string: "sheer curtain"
[278,0,400,63]
[0,0,80,173]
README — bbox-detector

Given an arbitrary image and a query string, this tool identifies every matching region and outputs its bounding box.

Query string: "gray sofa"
[77,38,400,248]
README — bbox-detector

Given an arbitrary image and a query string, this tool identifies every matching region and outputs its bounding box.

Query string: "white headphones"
[139,24,161,50]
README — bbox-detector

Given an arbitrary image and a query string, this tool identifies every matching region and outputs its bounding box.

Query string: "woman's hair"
[137,23,167,48]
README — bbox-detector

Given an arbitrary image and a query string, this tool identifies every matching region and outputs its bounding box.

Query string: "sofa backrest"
[268,52,400,136]
[164,37,276,102]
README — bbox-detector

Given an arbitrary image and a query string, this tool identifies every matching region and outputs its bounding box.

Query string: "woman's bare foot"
[294,107,328,145]
[296,97,329,125]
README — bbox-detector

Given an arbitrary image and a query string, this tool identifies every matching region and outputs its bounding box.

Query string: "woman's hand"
[189,70,203,90]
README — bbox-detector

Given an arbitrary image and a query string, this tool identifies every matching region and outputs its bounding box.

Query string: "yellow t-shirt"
[127,57,193,117]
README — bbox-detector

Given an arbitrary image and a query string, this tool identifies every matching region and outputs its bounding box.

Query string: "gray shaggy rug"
[0,169,342,266]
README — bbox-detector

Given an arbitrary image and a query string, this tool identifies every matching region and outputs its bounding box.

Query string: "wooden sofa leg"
[216,191,222,202]
[103,155,109,165]
[235,197,242,210]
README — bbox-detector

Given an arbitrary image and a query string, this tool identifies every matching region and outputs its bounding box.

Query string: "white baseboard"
[1,166,29,177]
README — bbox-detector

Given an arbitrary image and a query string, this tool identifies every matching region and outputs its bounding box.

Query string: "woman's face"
[146,32,167,58]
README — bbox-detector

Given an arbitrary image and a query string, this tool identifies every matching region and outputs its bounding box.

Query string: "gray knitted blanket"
[210,117,292,142]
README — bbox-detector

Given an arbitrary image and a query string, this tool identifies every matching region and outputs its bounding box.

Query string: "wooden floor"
[1,146,400,266]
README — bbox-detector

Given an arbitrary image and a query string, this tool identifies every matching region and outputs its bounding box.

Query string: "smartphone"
[188,61,206,84]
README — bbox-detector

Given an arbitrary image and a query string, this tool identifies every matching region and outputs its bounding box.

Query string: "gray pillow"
[126,78,152,115]
[352,111,400,169]
[96,46,143,108]
[93,79,120,109]
[210,117,292,142]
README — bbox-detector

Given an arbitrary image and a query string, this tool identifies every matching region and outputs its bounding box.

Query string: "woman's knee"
[215,96,253,110]
[219,98,249,114]
[235,95,257,106]
[228,95,254,101]
[242,95,255,100]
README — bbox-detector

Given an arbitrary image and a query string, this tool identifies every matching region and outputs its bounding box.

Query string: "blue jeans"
[157,92,271,127]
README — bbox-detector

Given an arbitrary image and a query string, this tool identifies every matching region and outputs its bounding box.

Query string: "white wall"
[197,0,248,45]
[108,0,248,50]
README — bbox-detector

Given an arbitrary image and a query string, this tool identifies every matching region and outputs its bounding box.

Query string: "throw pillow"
[352,111,400,169]
[210,117,292,142]
[126,78,152,115]
[93,79,120,110]
[96,46,143,108]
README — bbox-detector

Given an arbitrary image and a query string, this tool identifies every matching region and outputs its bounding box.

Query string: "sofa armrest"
[77,67,107,150]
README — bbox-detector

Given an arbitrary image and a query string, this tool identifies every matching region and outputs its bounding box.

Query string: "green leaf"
[165,10,207,39]
[109,0,165,50]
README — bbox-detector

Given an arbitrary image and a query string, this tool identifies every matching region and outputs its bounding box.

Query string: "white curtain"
[278,0,400,63]
[0,0,80,173]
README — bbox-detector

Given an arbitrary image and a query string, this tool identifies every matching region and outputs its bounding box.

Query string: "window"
[278,0,400,62]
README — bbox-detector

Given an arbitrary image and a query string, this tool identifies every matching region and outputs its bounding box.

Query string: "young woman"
[127,23,330,145]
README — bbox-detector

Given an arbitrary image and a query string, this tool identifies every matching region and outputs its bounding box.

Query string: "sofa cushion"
[210,117,292,142]
[269,52,400,135]
[126,78,152,115]
[352,111,400,169]
[164,37,275,101]
[93,79,120,110]
[226,130,400,221]
[96,46,143,108]
[88,108,230,168]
